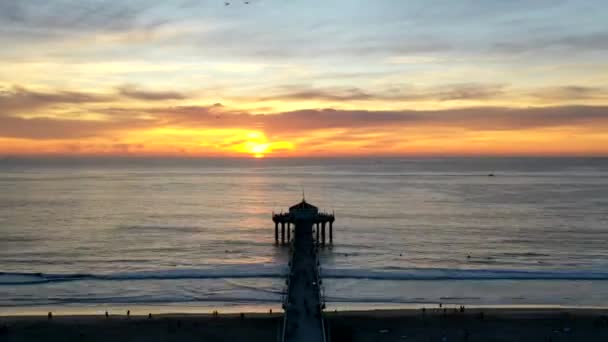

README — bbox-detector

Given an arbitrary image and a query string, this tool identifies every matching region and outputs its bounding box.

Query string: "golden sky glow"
[1,1,607,157]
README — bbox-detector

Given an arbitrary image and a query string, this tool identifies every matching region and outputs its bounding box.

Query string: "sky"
[0,0,607,157]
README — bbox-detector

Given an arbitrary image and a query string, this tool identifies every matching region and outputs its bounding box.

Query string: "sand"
[2,308,608,341]
[0,313,282,342]
[326,308,608,341]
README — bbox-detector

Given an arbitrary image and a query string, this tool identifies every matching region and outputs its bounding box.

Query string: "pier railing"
[281,238,295,342]
[314,245,328,342]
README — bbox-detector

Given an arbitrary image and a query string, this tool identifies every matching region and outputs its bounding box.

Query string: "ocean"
[1,157,607,314]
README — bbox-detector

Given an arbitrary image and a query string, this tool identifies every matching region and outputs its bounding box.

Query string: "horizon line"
[2,154,608,160]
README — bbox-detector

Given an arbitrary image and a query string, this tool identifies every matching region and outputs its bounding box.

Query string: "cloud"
[0,86,111,114]
[256,84,507,102]
[0,112,155,140]
[493,32,608,54]
[555,32,608,50]
[130,104,608,134]
[1,99,607,159]
[0,2,25,22]
[118,85,187,101]
[0,2,150,35]
[0,85,190,115]
[434,84,507,101]
[1,82,606,142]
[254,106,608,134]
[2,1,607,68]
[260,87,375,101]
[530,86,608,101]
[0,2,449,62]
[0,115,115,140]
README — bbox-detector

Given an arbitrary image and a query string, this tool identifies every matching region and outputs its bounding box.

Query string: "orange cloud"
[1,96,607,157]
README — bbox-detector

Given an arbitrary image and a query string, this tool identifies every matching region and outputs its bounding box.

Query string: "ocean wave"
[501,252,551,257]
[324,296,481,304]
[321,268,608,281]
[0,265,287,285]
[4,266,608,286]
[41,295,280,305]
[116,225,203,233]
[1,294,282,307]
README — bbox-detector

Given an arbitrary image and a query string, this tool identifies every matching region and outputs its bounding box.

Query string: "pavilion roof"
[289,200,318,211]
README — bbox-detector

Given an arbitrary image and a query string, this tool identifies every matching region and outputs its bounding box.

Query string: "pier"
[273,202,334,246]
[273,200,334,342]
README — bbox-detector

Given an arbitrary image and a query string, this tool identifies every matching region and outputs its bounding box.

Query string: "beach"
[3,308,608,341]
[0,312,282,342]
[327,308,608,341]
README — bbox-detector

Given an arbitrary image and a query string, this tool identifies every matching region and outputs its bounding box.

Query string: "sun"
[250,142,269,158]
[232,131,294,158]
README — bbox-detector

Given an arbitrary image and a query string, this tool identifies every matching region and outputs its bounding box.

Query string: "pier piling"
[321,222,326,245]
[275,222,279,244]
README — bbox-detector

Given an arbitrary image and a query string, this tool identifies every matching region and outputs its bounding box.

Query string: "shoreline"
[0,303,284,317]
[4,303,608,317]
[3,306,608,318]
[3,307,608,318]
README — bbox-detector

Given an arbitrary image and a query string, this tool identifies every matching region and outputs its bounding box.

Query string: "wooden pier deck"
[282,221,325,342]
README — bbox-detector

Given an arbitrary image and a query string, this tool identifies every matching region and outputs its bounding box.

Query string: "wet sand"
[2,308,608,341]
